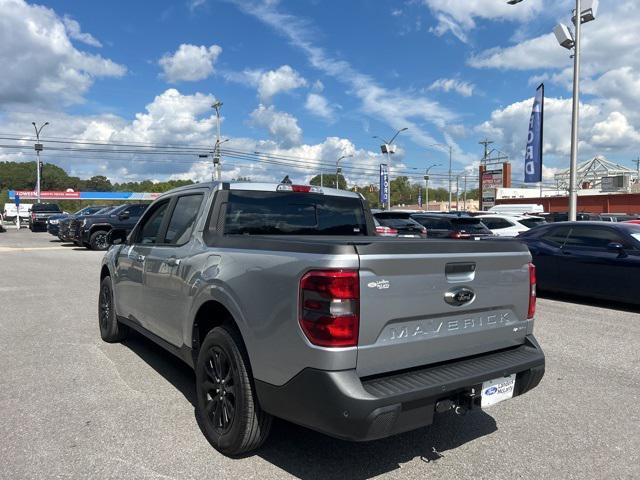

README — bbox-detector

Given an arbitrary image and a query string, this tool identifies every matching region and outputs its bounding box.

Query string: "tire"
[89,230,109,251]
[195,325,272,456]
[98,276,128,343]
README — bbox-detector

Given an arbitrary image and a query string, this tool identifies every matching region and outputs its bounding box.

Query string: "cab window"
[135,200,170,245]
[164,194,204,245]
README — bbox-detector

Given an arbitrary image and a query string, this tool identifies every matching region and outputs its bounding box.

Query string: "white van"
[487,204,544,215]
[2,203,33,224]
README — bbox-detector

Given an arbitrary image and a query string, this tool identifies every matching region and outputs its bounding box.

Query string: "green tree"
[309,173,347,190]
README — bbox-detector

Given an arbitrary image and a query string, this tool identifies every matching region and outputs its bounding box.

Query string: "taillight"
[528,263,536,319]
[420,226,428,238]
[31,213,36,220]
[375,226,398,236]
[299,270,359,347]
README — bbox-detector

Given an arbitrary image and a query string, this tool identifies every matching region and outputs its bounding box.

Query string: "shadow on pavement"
[539,290,640,313]
[121,329,498,478]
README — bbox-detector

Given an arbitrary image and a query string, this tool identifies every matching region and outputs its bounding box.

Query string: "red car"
[624,220,640,224]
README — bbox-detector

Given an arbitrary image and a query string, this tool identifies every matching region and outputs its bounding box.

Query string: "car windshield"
[31,203,61,212]
[224,191,368,235]
[518,217,546,228]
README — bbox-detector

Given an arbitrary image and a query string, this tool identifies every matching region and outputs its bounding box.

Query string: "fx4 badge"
[444,286,475,306]
[367,279,390,290]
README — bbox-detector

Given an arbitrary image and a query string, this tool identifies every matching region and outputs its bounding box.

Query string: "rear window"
[31,203,61,212]
[375,217,422,230]
[224,191,367,235]
[412,216,452,230]
[518,217,546,228]
[451,218,490,233]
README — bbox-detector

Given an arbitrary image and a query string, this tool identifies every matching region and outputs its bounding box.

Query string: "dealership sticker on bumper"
[481,374,516,408]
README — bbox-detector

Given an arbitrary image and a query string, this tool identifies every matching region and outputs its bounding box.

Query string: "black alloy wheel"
[98,276,128,342]
[202,347,237,434]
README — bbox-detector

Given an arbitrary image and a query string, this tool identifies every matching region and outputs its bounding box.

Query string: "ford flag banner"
[524,84,544,183]
[379,164,389,205]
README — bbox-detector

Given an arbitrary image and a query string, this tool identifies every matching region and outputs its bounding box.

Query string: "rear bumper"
[255,335,544,442]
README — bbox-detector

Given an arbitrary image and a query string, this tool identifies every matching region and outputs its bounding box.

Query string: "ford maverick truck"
[99,181,544,456]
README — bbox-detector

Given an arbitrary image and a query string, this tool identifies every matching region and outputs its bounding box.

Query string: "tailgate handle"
[445,262,476,282]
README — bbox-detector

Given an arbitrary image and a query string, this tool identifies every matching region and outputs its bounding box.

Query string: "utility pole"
[567,0,582,221]
[464,175,468,211]
[32,122,49,204]
[212,100,223,181]
[479,139,494,164]
[455,175,460,211]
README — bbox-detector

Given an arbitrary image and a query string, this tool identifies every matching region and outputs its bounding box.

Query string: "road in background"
[1,230,638,479]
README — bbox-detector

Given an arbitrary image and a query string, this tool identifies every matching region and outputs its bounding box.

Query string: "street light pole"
[424,163,441,212]
[374,127,408,210]
[568,0,581,221]
[428,143,453,210]
[32,122,49,204]
[335,154,353,189]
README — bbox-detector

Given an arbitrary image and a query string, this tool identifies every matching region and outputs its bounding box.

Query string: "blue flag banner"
[524,84,544,183]
[379,164,389,205]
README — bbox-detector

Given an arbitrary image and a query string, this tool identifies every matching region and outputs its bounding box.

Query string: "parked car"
[624,220,640,225]
[411,213,493,239]
[61,206,116,242]
[73,203,147,250]
[28,203,62,231]
[47,205,108,238]
[372,211,427,238]
[99,181,544,456]
[476,214,546,237]
[517,222,640,304]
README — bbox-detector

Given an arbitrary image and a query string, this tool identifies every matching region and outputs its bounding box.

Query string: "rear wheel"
[195,325,272,456]
[90,230,109,250]
[98,276,128,343]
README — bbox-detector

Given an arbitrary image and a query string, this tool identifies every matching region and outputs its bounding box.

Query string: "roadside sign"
[14,194,20,207]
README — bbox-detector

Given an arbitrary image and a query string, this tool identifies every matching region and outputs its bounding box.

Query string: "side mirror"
[107,229,128,246]
[607,242,626,256]
[118,212,130,220]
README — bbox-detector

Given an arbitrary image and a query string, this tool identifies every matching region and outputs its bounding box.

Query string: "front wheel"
[90,230,109,250]
[195,325,272,456]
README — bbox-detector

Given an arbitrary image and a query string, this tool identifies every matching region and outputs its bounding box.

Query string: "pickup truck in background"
[99,181,545,456]
[29,203,63,231]
[3,203,33,226]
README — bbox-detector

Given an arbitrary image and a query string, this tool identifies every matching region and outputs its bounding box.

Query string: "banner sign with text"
[8,190,161,201]
[524,83,544,183]
[379,164,389,205]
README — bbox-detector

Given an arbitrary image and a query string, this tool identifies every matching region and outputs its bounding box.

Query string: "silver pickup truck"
[99,181,544,456]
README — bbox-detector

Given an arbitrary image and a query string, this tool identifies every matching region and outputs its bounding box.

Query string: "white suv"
[476,214,546,237]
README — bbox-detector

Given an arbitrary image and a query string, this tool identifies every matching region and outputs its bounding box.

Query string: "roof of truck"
[160,181,362,198]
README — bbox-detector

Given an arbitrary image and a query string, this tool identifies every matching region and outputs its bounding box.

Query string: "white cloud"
[0,0,126,106]
[428,78,475,97]
[228,0,456,150]
[188,0,207,11]
[305,93,335,122]
[159,44,222,82]
[423,0,544,43]
[256,65,307,103]
[62,15,102,47]
[591,112,640,148]
[249,104,302,147]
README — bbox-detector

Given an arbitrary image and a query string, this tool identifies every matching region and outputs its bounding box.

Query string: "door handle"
[166,257,181,267]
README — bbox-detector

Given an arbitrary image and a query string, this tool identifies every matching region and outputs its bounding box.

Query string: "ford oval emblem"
[444,286,476,307]
[485,387,497,395]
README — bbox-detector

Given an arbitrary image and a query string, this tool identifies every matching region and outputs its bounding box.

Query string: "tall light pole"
[32,122,49,204]
[335,154,353,189]
[374,127,408,210]
[212,100,223,181]
[428,143,453,210]
[424,163,440,212]
[509,0,598,220]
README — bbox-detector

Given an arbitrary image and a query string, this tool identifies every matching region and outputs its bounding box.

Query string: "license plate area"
[481,374,516,408]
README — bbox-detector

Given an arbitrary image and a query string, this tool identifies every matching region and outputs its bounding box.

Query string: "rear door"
[355,240,532,377]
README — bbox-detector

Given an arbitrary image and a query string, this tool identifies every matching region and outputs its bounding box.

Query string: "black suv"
[73,203,148,250]
[29,203,62,231]
[411,213,493,239]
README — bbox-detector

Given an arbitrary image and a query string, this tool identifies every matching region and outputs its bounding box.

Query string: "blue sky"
[1,0,639,188]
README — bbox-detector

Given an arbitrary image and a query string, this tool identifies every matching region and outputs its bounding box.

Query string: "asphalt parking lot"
[1,229,638,480]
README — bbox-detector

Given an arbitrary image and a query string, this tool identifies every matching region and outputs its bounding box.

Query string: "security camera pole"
[212,100,223,181]
[32,121,49,204]
[374,127,408,210]
[335,154,353,190]
[424,163,441,212]
[509,0,598,220]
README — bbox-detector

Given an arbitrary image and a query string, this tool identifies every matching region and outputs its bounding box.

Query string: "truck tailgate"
[355,239,532,377]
